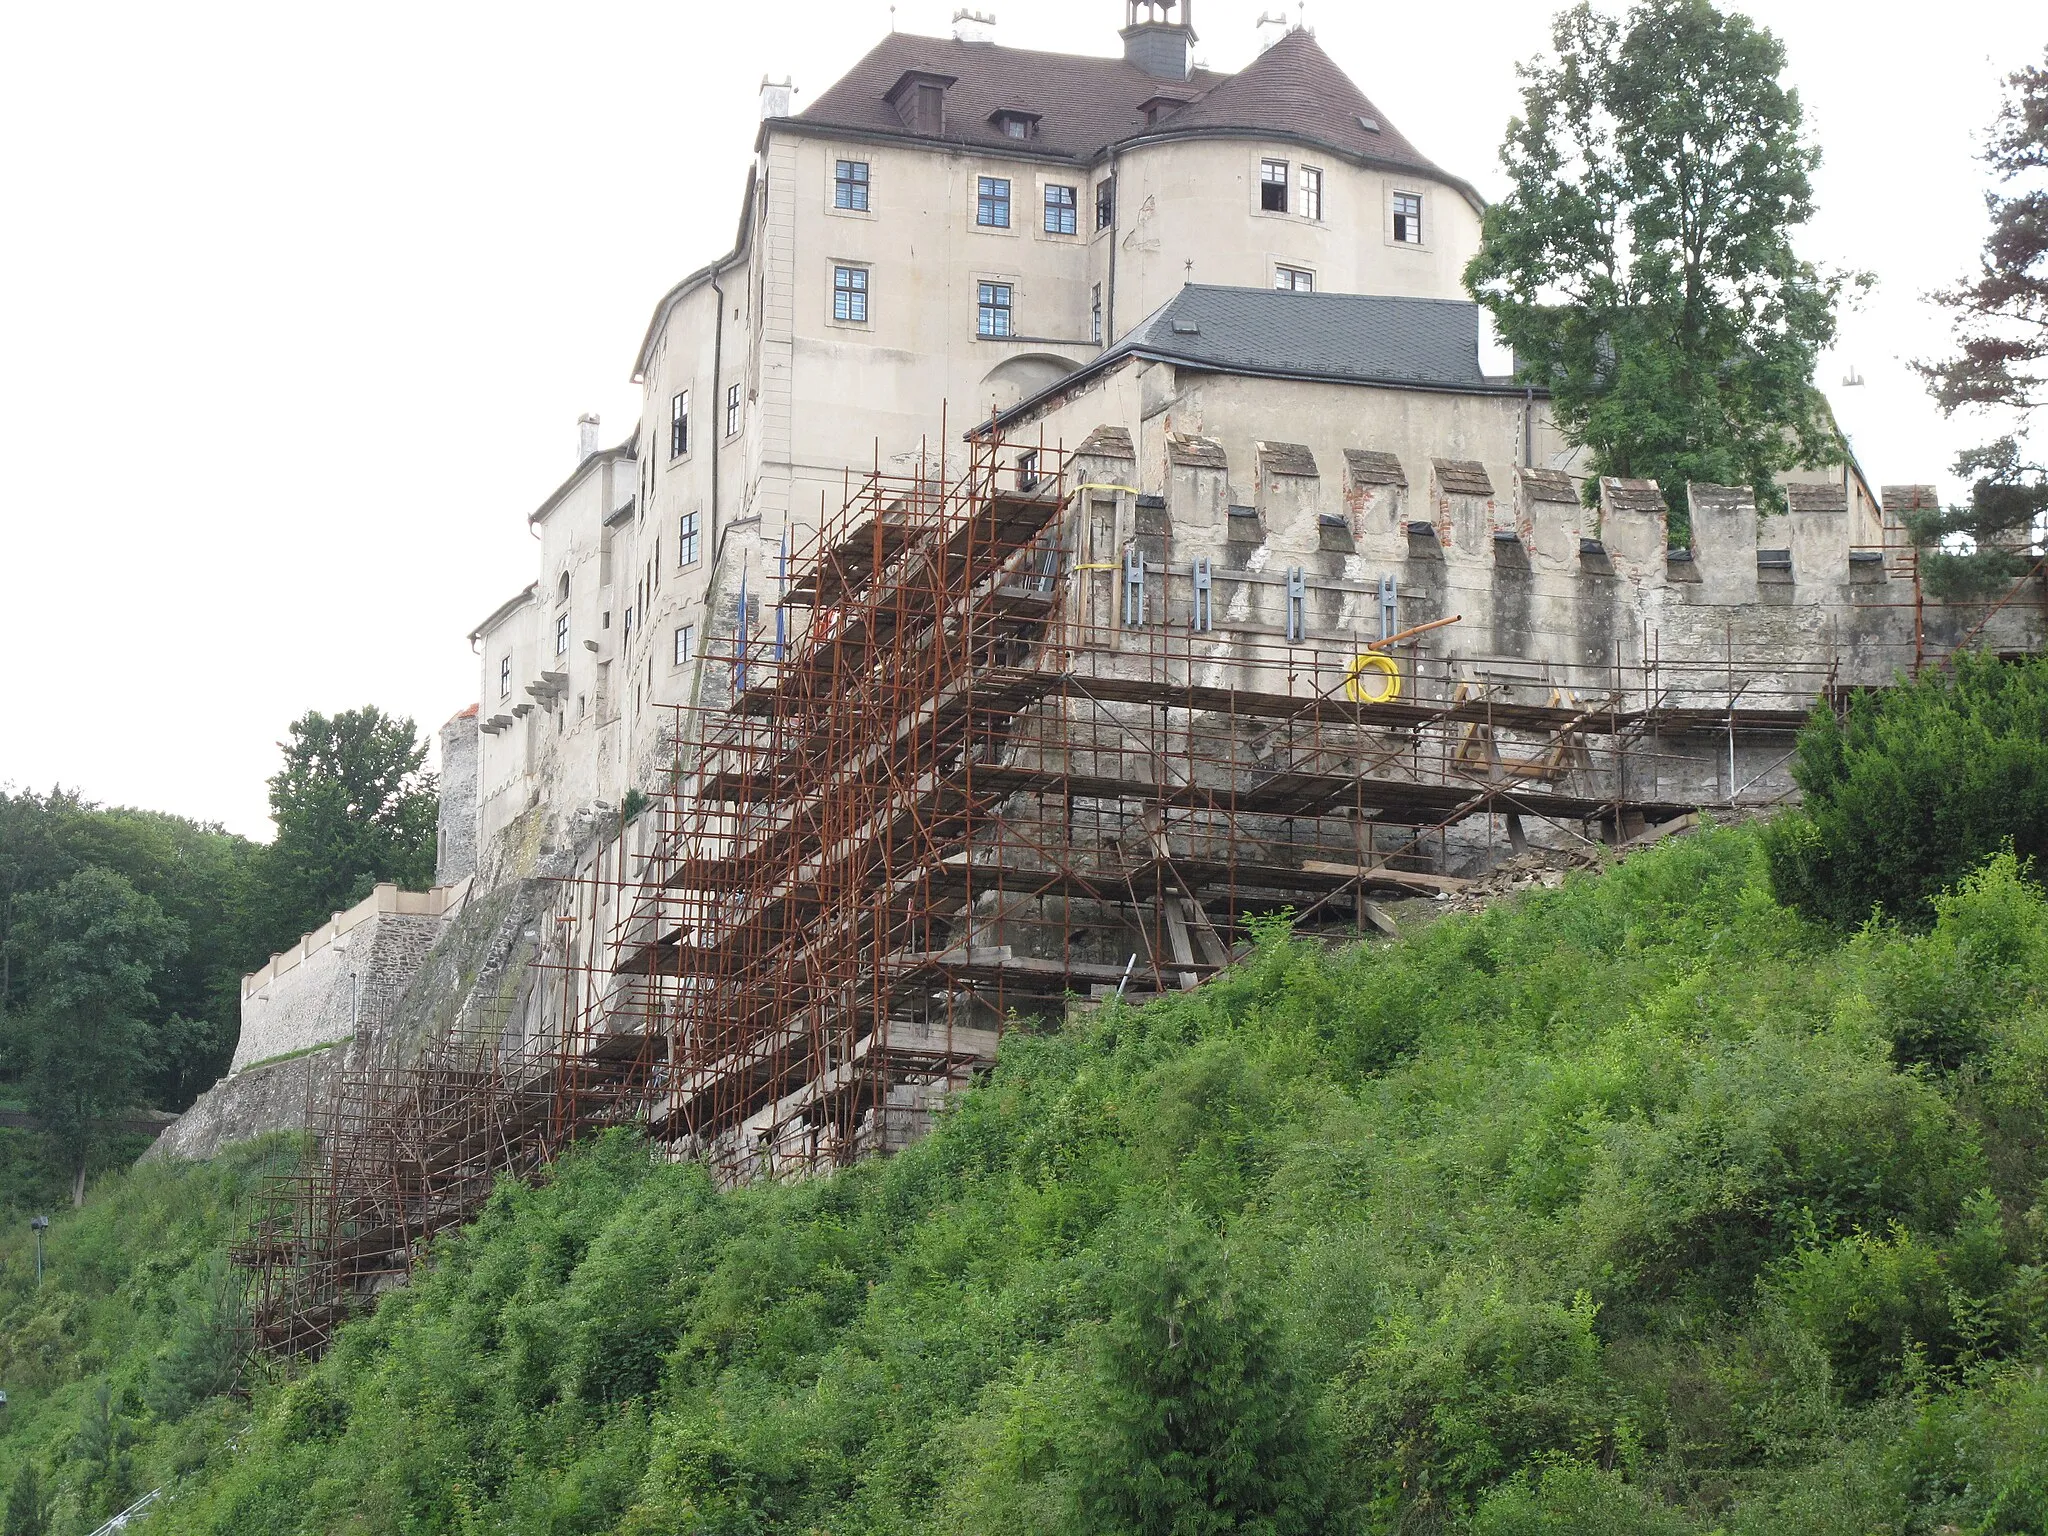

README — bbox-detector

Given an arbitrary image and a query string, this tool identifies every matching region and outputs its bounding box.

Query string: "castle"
[161,7,2042,1274]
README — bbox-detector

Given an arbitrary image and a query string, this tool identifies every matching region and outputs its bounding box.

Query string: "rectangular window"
[1393,191,1423,244]
[725,383,741,436]
[832,264,868,322]
[679,509,700,567]
[833,158,869,210]
[1274,264,1315,292]
[977,281,1013,337]
[673,625,695,666]
[976,175,1011,228]
[1043,184,1077,235]
[1299,165,1323,220]
[670,390,689,458]
[1096,176,1115,230]
[1260,158,1289,213]
[554,613,569,656]
[1091,283,1103,345]
[499,656,511,698]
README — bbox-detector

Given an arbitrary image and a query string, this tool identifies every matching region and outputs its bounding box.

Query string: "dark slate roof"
[787,29,1473,203]
[1125,285,1513,391]
[1259,441,1319,477]
[1519,467,1579,504]
[1345,449,1407,487]
[1434,459,1494,498]
[1787,482,1847,514]
[990,284,1532,434]
[1602,478,1670,515]
[1078,425,1135,460]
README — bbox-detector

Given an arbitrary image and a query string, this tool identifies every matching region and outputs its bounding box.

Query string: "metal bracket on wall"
[1378,574,1399,641]
[1285,566,1307,642]
[1123,544,1146,627]
[1191,556,1212,632]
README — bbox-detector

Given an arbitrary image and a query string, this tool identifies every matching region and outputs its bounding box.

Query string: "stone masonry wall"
[437,705,481,886]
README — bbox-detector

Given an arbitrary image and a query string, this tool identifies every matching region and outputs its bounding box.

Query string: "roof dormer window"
[1138,94,1190,127]
[990,110,1039,141]
[884,70,956,136]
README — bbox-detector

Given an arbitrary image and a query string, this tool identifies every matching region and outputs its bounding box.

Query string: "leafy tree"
[1,868,181,1205]
[1466,0,1858,534]
[1911,50,2048,599]
[1762,652,2048,927]
[261,707,438,950]
[0,788,261,1111]
[1,1463,50,1536]
[1071,1210,1327,1535]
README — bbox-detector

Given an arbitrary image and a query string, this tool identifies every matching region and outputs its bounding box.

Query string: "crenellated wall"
[1050,420,2040,710]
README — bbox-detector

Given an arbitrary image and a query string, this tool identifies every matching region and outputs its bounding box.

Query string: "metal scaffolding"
[239,428,1980,1354]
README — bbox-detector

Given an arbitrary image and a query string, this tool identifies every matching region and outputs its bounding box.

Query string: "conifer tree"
[1072,1211,1326,1535]
[2,1463,52,1536]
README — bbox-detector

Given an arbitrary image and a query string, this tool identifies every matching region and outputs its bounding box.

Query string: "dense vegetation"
[0,706,437,1214]
[0,1138,294,1534]
[2,815,2036,1532]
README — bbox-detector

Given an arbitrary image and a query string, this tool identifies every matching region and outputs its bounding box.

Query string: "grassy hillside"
[62,822,2040,1534]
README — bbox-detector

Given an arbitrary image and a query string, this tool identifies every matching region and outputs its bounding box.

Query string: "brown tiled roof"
[1345,449,1406,487]
[1168,432,1228,469]
[1154,29,1453,188]
[1258,440,1318,477]
[1518,468,1578,504]
[1787,482,1847,514]
[788,30,1471,201]
[1882,484,1939,514]
[1434,459,1494,498]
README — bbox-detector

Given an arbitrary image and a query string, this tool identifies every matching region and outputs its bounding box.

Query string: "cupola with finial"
[1121,0,1195,82]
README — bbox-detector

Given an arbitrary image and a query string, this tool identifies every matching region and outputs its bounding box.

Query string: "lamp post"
[30,1215,49,1287]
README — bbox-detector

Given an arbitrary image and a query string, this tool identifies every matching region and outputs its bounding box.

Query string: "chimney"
[951,8,996,43]
[759,76,794,121]
[1254,9,1289,51]
[1122,0,1195,82]
[577,414,600,463]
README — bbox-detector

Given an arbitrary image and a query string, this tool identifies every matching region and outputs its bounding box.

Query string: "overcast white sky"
[0,1,2038,839]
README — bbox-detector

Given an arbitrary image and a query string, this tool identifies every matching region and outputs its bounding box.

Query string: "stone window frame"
[669,389,690,460]
[499,655,511,700]
[1258,157,1289,214]
[1042,182,1079,236]
[975,174,1012,229]
[976,279,1015,338]
[678,509,702,570]
[1297,164,1324,222]
[830,262,871,326]
[672,624,695,668]
[554,613,570,657]
[831,157,870,213]
[1272,262,1315,293]
[1390,188,1426,247]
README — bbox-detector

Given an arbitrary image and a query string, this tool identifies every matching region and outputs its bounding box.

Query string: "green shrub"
[1764,653,2048,927]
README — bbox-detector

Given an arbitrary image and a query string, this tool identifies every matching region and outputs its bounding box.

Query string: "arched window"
[557,571,570,603]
